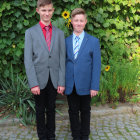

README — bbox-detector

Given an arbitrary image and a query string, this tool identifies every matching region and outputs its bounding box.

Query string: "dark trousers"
[34,77,57,140]
[67,87,91,140]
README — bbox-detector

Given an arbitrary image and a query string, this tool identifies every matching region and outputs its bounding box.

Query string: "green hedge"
[0,0,139,103]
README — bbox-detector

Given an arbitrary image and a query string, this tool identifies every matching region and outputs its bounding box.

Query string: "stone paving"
[0,103,140,140]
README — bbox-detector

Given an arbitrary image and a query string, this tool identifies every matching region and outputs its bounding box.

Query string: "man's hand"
[57,86,65,95]
[31,86,40,95]
[90,90,98,98]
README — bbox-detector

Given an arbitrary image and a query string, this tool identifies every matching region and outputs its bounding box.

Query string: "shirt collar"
[39,21,52,29]
[73,31,85,40]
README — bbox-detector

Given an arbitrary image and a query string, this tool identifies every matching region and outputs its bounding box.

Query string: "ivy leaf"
[94,13,105,23]
[122,1,128,6]
[78,0,83,4]
[97,29,106,37]
[10,32,16,39]
[6,40,12,45]
[98,8,104,14]
[13,0,22,6]
[116,22,123,30]
[0,39,2,44]
[94,22,100,28]
[70,4,77,10]
[2,60,7,65]
[134,27,140,32]
[54,7,62,15]
[102,13,108,18]
[15,11,21,18]
[28,0,36,7]
[16,50,22,57]
[103,22,110,28]
[25,10,36,18]
[128,30,134,36]
[107,0,113,4]
[115,5,120,12]
[63,0,69,2]
[109,35,115,42]
[107,6,114,12]
[134,15,139,22]
[18,41,24,49]
[5,49,10,55]
[5,10,14,16]
[1,32,7,37]
[52,18,65,30]
[10,16,16,21]
[87,24,94,31]
[83,0,90,4]
[0,44,5,49]
[21,6,30,12]
[17,23,23,30]
[6,3,11,10]
[24,20,29,26]
[3,22,12,29]
[130,7,136,14]
[2,38,11,45]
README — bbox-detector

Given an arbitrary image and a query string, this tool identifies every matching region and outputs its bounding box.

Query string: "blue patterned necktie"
[74,36,80,59]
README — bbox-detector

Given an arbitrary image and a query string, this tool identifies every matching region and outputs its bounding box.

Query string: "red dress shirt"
[39,21,52,40]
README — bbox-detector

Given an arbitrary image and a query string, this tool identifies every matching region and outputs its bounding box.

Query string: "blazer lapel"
[75,32,88,61]
[36,24,50,53]
[50,26,56,53]
[68,35,74,61]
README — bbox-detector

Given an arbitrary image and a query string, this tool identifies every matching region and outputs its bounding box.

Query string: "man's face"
[71,14,87,34]
[36,4,54,25]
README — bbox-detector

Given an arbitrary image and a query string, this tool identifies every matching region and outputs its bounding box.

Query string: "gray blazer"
[24,23,66,89]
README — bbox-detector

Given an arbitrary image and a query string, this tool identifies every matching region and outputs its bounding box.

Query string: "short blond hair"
[37,0,53,8]
[71,8,87,19]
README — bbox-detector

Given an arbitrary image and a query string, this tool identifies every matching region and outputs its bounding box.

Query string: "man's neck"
[74,31,83,36]
[73,31,84,36]
[41,20,51,26]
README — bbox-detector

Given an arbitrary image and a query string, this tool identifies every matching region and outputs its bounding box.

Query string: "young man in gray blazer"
[24,0,65,140]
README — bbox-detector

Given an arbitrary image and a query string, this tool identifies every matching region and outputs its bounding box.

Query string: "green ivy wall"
[0,0,139,103]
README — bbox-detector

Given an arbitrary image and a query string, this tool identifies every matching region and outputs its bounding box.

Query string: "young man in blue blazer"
[65,8,101,140]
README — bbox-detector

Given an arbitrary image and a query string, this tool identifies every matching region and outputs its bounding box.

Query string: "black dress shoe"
[80,136,89,140]
[48,138,55,140]
[73,138,80,140]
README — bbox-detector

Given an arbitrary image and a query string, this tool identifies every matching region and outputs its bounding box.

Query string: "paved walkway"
[0,103,140,140]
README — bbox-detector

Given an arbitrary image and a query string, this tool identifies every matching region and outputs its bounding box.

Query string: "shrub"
[0,66,35,125]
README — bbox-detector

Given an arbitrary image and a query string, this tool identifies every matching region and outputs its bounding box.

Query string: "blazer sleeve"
[24,29,39,88]
[58,31,66,86]
[90,38,101,91]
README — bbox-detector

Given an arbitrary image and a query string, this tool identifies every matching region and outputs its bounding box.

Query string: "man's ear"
[36,8,39,14]
[52,8,55,12]
[71,18,73,24]
[85,19,87,24]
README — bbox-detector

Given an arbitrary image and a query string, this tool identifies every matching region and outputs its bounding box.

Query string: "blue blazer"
[65,32,101,95]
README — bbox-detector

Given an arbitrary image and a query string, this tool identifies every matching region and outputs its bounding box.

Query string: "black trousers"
[67,87,91,140]
[34,77,57,140]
